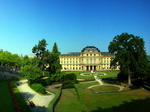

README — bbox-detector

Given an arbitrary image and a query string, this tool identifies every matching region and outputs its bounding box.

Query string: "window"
[90,59,92,64]
[86,59,88,64]
[94,59,96,64]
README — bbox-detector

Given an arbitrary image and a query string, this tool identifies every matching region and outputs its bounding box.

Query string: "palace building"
[59,46,119,71]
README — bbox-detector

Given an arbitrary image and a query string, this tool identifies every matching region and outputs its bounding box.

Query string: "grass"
[55,89,87,112]
[64,71,119,80]
[47,86,62,112]
[0,80,31,112]
[0,81,15,112]
[96,71,119,79]
[63,71,95,80]
[55,81,150,112]
[12,82,31,112]
[92,85,120,92]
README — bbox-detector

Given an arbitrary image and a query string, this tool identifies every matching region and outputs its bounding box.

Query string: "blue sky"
[0,0,150,55]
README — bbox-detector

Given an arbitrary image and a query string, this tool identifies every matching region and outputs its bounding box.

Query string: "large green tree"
[20,65,42,84]
[32,39,50,71]
[48,42,61,75]
[108,33,148,85]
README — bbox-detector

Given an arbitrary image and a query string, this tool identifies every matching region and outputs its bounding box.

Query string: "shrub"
[63,73,77,82]
[38,77,51,86]
[50,72,65,82]
[19,65,42,84]
[62,81,75,89]
[31,83,46,94]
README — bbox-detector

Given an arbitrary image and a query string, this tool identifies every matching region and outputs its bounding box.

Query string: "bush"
[38,77,51,86]
[19,65,42,84]
[62,81,75,89]
[132,79,142,87]
[50,72,65,82]
[63,73,77,82]
[31,83,46,94]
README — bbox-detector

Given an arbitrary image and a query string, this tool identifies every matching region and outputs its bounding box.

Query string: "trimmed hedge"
[31,83,46,94]
[47,86,62,112]
[62,81,75,89]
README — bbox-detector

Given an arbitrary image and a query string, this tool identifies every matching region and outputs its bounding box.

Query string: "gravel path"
[94,75,104,85]
[17,79,55,112]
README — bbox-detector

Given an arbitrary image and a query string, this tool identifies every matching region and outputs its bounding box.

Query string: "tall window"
[90,59,92,64]
[86,59,88,64]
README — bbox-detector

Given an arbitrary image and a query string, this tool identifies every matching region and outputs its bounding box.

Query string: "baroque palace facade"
[59,46,119,71]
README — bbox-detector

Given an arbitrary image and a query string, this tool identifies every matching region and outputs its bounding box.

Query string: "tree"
[32,39,48,70]
[48,42,62,75]
[108,33,148,85]
[20,65,42,84]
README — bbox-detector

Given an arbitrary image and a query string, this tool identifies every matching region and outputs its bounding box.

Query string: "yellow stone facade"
[59,46,119,71]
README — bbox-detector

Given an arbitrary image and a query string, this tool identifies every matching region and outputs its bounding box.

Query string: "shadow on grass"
[102,80,121,85]
[31,105,47,112]
[82,97,150,112]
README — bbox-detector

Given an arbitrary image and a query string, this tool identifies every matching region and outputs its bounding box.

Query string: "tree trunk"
[128,74,131,85]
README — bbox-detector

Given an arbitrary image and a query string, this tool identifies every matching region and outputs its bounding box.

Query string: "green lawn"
[55,81,150,112]
[92,85,120,92]
[63,71,95,80]
[64,71,119,80]
[0,80,31,112]
[12,82,31,112]
[55,89,87,112]
[96,71,119,79]
[0,81,15,112]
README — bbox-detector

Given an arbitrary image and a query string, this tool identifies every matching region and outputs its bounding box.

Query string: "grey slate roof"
[60,52,81,56]
[60,52,113,56]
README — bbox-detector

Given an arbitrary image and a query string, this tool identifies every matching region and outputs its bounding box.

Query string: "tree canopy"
[0,50,21,67]
[32,39,50,70]
[108,33,148,84]
[48,42,62,75]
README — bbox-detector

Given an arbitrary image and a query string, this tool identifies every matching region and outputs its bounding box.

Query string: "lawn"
[92,85,120,92]
[55,89,87,112]
[55,81,150,112]
[63,71,95,80]
[64,71,119,80]
[0,80,31,112]
[12,82,31,112]
[96,71,119,79]
[0,81,15,112]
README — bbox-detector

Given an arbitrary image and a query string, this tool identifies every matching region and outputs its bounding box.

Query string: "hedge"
[30,83,46,94]
[47,86,62,112]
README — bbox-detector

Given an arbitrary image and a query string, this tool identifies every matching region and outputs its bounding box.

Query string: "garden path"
[94,75,104,85]
[17,79,55,112]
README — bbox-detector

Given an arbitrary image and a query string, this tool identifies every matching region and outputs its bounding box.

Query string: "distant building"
[28,54,35,59]
[59,46,119,71]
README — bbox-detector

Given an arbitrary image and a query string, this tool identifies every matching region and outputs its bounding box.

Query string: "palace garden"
[0,33,150,112]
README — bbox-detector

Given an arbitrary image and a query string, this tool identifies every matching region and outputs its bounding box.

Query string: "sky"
[0,0,150,56]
